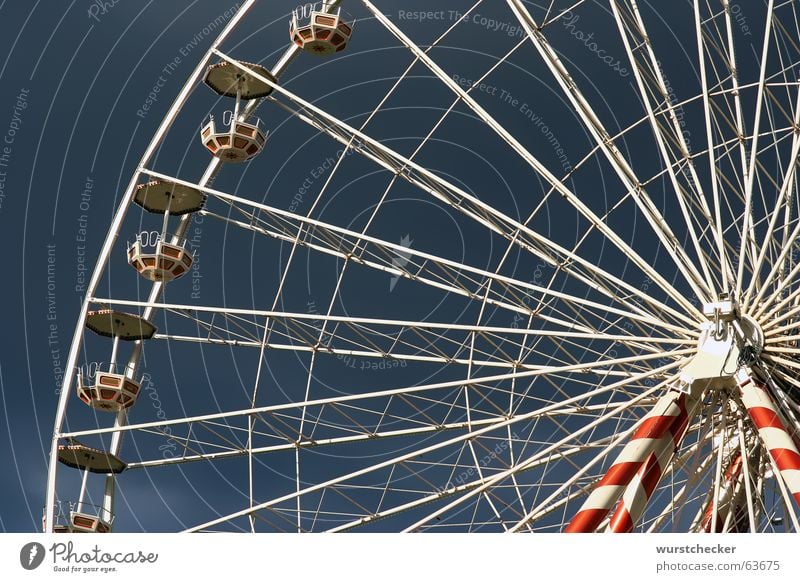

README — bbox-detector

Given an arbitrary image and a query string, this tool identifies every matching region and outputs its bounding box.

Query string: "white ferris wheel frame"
[45,0,800,533]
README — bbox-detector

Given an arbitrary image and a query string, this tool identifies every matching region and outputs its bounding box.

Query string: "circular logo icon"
[19,542,45,570]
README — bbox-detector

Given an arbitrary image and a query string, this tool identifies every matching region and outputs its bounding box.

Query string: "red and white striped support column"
[736,369,800,508]
[565,389,694,533]
[605,392,700,532]
[699,452,749,533]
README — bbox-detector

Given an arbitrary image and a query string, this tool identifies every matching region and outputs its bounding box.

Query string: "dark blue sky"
[0,1,769,532]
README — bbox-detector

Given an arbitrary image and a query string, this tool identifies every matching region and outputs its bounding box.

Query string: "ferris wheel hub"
[700,294,763,356]
[679,322,739,391]
[679,299,764,392]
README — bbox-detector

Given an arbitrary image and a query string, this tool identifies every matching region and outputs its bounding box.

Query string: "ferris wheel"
[43,0,800,533]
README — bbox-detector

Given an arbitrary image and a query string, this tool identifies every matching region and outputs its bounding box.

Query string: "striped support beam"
[565,390,692,533]
[700,452,749,533]
[606,392,699,532]
[737,369,800,508]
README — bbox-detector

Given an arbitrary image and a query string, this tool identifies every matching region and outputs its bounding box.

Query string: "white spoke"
[509,0,712,305]
[185,361,679,532]
[211,50,705,326]
[141,168,697,335]
[739,0,777,304]
[610,0,720,295]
